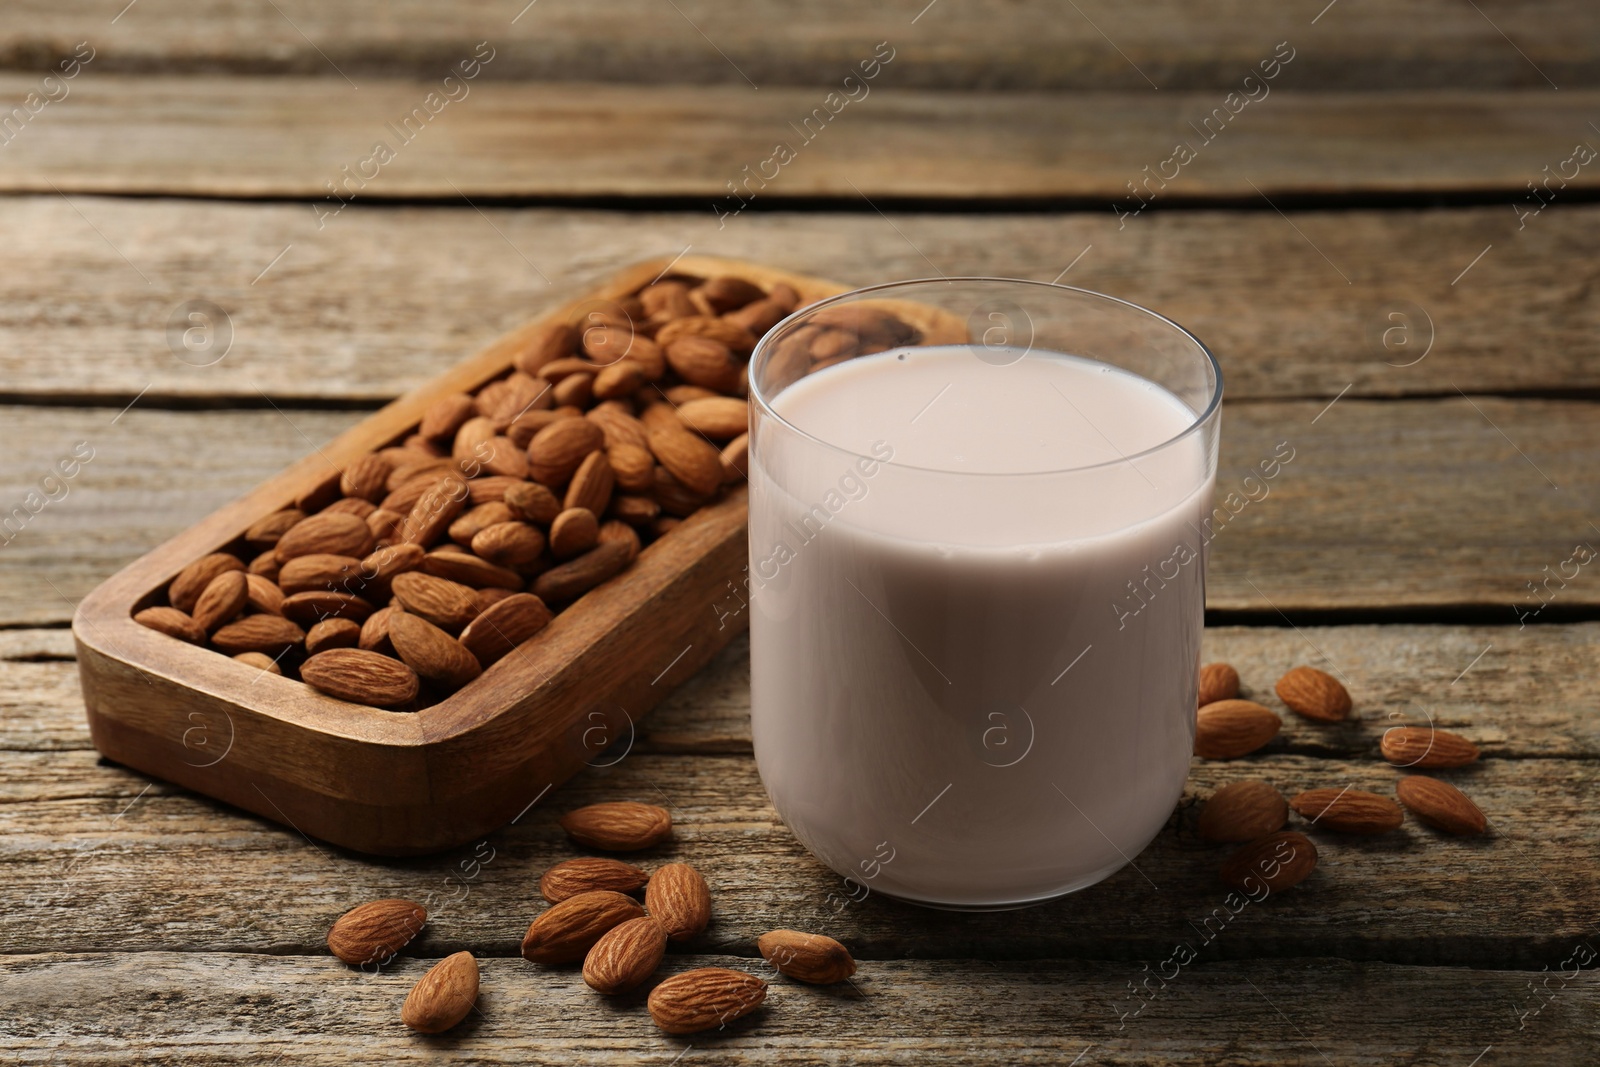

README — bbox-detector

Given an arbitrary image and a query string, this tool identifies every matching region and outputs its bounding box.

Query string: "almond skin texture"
[401,951,479,1034]
[326,898,427,965]
[559,801,672,851]
[647,968,768,1035]
[757,930,856,985]
[191,570,249,633]
[540,857,650,903]
[648,428,725,497]
[210,614,305,656]
[1198,662,1240,707]
[304,617,361,655]
[675,397,748,440]
[1197,780,1289,843]
[300,648,420,708]
[583,916,668,994]
[1276,665,1352,722]
[457,593,553,667]
[1195,700,1281,759]
[274,511,374,563]
[1219,831,1318,894]
[134,606,206,644]
[1290,788,1404,834]
[1396,775,1488,836]
[528,417,605,486]
[388,612,483,690]
[1380,726,1480,768]
[390,571,479,632]
[645,863,711,942]
[520,890,647,964]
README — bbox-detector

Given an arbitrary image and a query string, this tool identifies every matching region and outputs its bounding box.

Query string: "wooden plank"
[2,197,1598,404]
[4,78,1598,201]
[5,396,1599,625]
[2,747,1594,965]
[13,621,1600,760]
[2,1,1595,90]
[1,953,1592,1065]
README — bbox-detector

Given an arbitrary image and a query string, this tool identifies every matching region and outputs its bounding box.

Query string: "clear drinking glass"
[746,278,1222,910]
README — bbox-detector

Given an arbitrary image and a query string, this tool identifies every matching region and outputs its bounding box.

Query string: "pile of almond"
[1195,662,1487,891]
[325,800,855,1036]
[132,274,916,709]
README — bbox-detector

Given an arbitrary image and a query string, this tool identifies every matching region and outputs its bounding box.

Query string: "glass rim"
[747,276,1224,478]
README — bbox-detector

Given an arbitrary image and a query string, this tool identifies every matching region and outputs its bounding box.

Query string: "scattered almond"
[1290,788,1404,834]
[326,898,427,965]
[757,930,856,985]
[1219,830,1318,893]
[1195,699,1281,759]
[1396,775,1487,836]
[645,862,711,942]
[1197,780,1288,843]
[540,856,650,903]
[1380,726,1480,768]
[1276,665,1352,722]
[559,801,672,851]
[647,968,767,1035]
[401,951,479,1034]
[583,916,668,994]
[520,890,647,964]
[1198,662,1240,707]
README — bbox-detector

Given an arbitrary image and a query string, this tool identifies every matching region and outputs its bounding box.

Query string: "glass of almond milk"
[746,278,1221,910]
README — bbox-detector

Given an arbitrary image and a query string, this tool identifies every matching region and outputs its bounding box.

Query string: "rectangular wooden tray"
[71,255,850,856]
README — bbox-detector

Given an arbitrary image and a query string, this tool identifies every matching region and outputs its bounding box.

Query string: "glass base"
[859,856,1131,912]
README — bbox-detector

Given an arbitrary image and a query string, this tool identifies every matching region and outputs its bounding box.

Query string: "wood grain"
[6,396,1599,626]
[1,953,1592,1065]
[4,78,1598,201]
[2,197,1598,404]
[2,1,1594,90]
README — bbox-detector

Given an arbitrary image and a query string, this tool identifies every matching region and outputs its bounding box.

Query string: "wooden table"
[2,4,1597,1063]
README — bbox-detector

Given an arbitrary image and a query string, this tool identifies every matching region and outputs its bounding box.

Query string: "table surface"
[2,4,1597,1064]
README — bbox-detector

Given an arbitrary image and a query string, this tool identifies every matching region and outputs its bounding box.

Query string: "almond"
[520,889,647,964]
[339,454,391,503]
[1380,726,1480,768]
[528,418,605,487]
[648,428,724,497]
[1219,830,1317,893]
[720,433,749,483]
[400,473,471,548]
[1395,775,1487,836]
[534,540,632,602]
[420,392,477,440]
[248,551,281,580]
[640,280,697,320]
[608,443,657,492]
[390,571,479,631]
[305,617,361,655]
[1197,780,1288,843]
[274,511,374,563]
[401,951,479,1034]
[280,590,375,626]
[645,862,711,942]
[233,651,282,675]
[388,612,482,690]
[471,521,546,567]
[472,587,517,614]
[277,553,364,595]
[540,857,650,903]
[244,573,286,615]
[211,614,305,656]
[647,968,767,1035]
[452,416,501,469]
[457,592,552,666]
[665,384,720,406]
[664,336,742,393]
[1198,662,1240,707]
[808,303,919,347]
[1290,788,1404,834]
[191,570,248,633]
[700,275,766,313]
[449,502,516,545]
[1195,699,1281,759]
[420,547,524,592]
[323,496,376,520]
[559,801,672,851]
[550,507,600,559]
[655,316,757,356]
[295,470,343,513]
[565,450,615,516]
[504,481,563,525]
[512,321,578,376]
[553,371,595,409]
[244,509,305,548]
[133,606,206,644]
[608,494,660,527]
[725,297,787,336]
[598,520,642,563]
[675,397,748,440]
[587,406,652,450]
[326,898,427,965]
[653,467,711,517]
[359,604,403,656]
[301,648,420,707]
[366,507,407,547]
[357,542,425,598]
[477,435,530,480]
[1276,665,1352,722]
[169,552,245,613]
[583,916,668,994]
[593,359,651,400]
[756,930,856,985]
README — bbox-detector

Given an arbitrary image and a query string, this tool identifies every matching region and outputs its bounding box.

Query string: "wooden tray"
[71,255,858,856]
